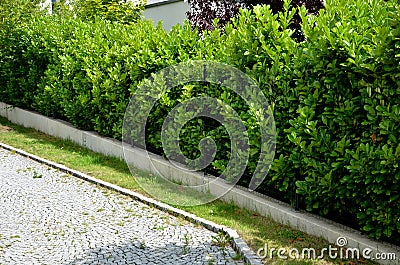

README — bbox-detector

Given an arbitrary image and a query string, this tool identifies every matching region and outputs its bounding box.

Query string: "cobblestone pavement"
[0,148,244,265]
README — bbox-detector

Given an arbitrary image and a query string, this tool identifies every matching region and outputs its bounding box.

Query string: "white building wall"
[143,0,189,31]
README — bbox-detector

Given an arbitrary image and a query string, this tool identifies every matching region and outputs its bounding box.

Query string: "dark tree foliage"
[186,0,246,31]
[186,0,324,41]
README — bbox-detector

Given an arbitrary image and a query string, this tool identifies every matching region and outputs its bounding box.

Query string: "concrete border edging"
[0,102,399,264]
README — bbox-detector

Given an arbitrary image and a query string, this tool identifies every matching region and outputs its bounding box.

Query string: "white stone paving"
[0,148,244,265]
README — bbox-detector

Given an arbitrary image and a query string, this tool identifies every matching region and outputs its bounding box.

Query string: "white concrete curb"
[1,102,399,264]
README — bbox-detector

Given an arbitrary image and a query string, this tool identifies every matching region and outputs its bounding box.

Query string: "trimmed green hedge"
[292,0,400,240]
[0,0,398,242]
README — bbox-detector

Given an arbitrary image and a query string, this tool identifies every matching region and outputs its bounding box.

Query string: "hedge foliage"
[0,0,398,242]
[54,0,144,23]
[292,0,400,240]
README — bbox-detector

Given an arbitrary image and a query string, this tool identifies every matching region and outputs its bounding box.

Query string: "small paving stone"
[0,148,244,264]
